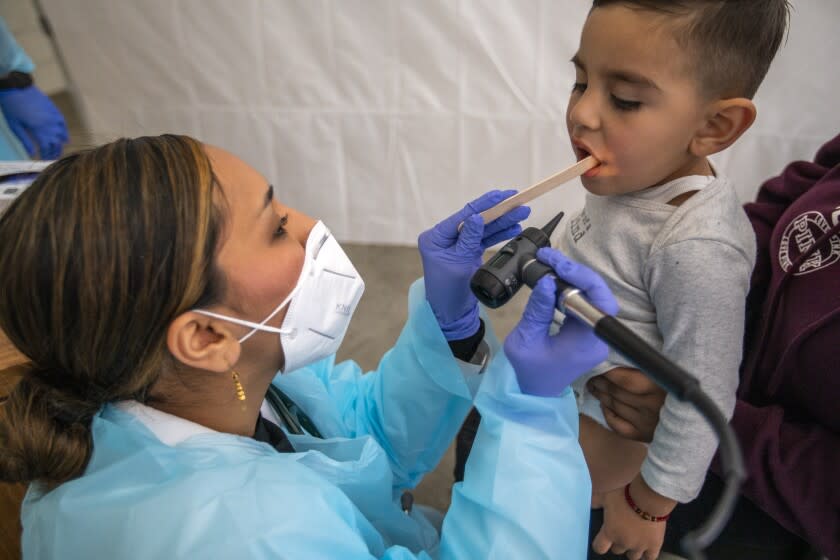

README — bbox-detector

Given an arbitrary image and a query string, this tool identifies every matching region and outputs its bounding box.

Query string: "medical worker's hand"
[504,248,618,396]
[418,190,530,340]
[0,85,68,159]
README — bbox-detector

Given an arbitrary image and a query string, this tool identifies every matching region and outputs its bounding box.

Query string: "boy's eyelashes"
[570,81,642,112]
[610,94,642,112]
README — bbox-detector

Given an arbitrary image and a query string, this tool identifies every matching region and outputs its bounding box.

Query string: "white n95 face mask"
[194,221,365,373]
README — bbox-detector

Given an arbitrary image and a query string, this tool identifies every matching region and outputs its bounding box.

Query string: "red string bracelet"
[624,483,671,522]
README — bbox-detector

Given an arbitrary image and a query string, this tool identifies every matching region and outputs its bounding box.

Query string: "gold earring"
[231,370,246,402]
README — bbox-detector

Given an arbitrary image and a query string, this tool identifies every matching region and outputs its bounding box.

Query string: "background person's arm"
[587,368,665,443]
[735,133,840,559]
[743,133,840,313]
[724,399,840,559]
[0,17,34,76]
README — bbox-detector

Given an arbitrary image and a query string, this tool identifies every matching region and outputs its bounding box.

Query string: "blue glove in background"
[0,86,68,159]
[418,190,530,340]
[504,247,619,397]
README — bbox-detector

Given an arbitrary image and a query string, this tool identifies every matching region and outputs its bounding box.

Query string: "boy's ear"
[690,98,756,157]
[167,312,241,373]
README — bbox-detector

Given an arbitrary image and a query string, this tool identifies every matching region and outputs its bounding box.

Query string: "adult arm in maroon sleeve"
[729,132,840,559]
[727,399,840,559]
[743,133,840,304]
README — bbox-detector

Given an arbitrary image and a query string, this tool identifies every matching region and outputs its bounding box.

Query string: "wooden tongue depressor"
[472,155,599,226]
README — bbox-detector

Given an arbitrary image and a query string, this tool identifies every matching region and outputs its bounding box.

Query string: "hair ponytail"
[0,367,96,486]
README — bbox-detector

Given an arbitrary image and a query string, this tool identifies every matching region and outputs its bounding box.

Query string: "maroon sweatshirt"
[723,133,840,558]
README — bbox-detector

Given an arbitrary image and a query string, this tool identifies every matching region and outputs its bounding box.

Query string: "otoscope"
[470,211,745,560]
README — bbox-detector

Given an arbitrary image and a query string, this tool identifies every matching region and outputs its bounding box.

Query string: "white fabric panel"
[39,0,840,244]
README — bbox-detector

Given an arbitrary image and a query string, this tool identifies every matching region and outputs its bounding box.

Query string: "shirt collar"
[629,173,716,204]
[114,400,218,446]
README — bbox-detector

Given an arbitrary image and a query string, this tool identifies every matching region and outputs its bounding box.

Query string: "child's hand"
[591,477,674,560]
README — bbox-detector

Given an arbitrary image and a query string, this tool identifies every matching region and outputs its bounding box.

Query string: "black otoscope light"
[470,211,746,560]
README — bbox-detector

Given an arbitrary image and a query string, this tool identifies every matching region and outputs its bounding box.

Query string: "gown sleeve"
[269,279,592,558]
[0,17,35,76]
[283,279,477,489]
[269,317,592,559]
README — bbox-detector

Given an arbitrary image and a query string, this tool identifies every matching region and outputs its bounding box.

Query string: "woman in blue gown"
[0,134,617,558]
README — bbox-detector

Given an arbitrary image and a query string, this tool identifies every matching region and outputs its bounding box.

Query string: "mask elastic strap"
[239,287,296,343]
[209,248,315,342]
[233,253,314,342]
[190,222,327,343]
[192,309,296,341]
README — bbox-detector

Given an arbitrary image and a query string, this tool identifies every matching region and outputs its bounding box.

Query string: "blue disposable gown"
[22,280,592,558]
[0,17,34,160]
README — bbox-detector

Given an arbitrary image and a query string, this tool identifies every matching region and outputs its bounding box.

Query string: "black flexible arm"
[560,288,745,560]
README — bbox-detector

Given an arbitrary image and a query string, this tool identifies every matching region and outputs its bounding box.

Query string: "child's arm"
[579,410,646,494]
[641,236,753,503]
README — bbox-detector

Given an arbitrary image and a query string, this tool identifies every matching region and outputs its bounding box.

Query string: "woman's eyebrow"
[264,184,274,209]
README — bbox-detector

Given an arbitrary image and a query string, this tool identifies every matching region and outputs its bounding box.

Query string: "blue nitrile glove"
[418,189,531,340]
[0,85,68,159]
[504,247,619,396]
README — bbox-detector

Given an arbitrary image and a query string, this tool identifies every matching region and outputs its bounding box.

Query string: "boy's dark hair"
[591,0,790,98]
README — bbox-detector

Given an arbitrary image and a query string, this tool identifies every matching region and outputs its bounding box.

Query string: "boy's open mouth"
[572,142,601,177]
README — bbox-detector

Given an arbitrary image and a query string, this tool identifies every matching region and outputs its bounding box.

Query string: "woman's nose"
[291,208,317,246]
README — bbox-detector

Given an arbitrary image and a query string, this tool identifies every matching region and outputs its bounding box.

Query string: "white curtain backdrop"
[40,0,840,244]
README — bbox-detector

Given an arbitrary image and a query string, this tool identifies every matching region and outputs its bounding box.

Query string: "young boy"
[554,1,790,558]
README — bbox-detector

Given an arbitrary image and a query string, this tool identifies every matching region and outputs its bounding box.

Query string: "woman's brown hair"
[0,135,225,486]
